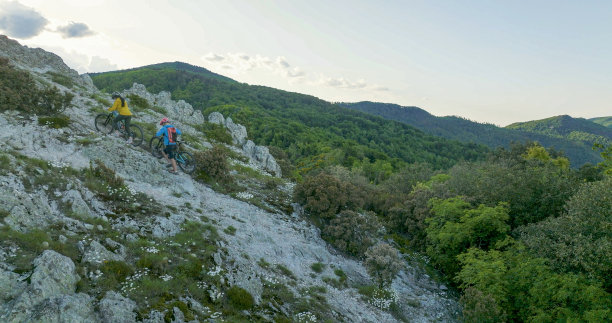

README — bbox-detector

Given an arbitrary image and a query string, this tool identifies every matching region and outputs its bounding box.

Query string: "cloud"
[200,52,389,91]
[203,52,224,62]
[285,67,305,78]
[87,55,118,72]
[372,85,390,91]
[57,22,94,38]
[201,52,307,80]
[0,1,48,39]
[320,77,367,89]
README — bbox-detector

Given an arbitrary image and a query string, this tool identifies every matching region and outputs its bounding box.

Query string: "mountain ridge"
[339,101,604,167]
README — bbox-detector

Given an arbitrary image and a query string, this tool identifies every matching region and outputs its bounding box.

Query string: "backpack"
[167,126,177,144]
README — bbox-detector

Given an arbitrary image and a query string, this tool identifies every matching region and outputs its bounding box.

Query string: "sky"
[1,0,611,126]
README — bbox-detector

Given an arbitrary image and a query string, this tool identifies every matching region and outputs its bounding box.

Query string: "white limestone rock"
[99,291,137,323]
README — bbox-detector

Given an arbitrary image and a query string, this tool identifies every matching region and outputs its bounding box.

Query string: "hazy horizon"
[1,0,611,126]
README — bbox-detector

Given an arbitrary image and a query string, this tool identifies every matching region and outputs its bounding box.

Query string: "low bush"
[310,262,325,274]
[126,94,150,110]
[38,115,71,128]
[193,146,231,183]
[226,286,254,310]
[322,210,381,258]
[0,58,73,115]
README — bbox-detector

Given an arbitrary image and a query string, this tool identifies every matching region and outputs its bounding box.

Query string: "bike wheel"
[149,136,164,158]
[94,114,113,133]
[177,151,196,174]
[128,124,144,147]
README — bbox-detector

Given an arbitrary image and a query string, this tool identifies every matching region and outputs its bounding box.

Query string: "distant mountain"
[590,116,612,129]
[339,102,603,167]
[507,115,612,145]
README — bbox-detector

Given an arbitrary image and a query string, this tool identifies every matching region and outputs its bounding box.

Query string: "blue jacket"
[156,124,182,145]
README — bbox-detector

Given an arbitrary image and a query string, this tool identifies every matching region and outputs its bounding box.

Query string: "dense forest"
[340,102,606,167]
[91,62,612,322]
[590,116,612,129]
[294,142,612,322]
[507,115,612,145]
[91,64,489,179]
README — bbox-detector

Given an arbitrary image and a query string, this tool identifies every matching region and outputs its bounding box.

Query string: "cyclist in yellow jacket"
[108,92,134,144]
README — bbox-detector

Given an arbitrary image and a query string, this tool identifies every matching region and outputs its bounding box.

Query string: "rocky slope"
[0,35,459,322]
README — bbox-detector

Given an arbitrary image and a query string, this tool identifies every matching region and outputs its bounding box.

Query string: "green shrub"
[0,58,73,115]
[127,94,150,109]
[310,262,325,274]
[460,287,506,323]
[36,85,74,115]
[275,264,296,280]
[150,105,167,114]
[198,123,233,144]
[227,286,254,310]
[45,71,74,88]
[293,173,352,219]
[364,243,403,287]
[101,260,134,280]
[38,115,71,128]
[92,93,111,106]
[322,210,381,257]
[0,154,11,174]
[224,225,237,235]
[194,146,231,183]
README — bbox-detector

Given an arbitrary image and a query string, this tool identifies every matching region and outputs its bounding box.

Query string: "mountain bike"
[94,112,144,147]
[149,136,196,174]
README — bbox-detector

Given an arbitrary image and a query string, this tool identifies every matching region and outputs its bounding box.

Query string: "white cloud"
[203,52,224,62]
[200,52,391,92]
[40,45,117,73]
[372,85,390,91]
[0,1,48,39]
[319,77,367,89]
[87,55,117,72]
[56,22,94,38]
[201,52,307,80]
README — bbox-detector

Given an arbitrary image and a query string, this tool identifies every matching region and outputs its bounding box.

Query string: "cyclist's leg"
[113,115,128,135]
[124,116,132,138]
[124,116,133,143]
[162,145,172,165]
[167,145,178,172]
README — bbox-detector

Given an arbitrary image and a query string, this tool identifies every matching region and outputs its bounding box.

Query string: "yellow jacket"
[107,98,132,116]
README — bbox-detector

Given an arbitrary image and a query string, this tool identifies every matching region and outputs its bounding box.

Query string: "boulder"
[225,117,248,146]
[2,250,80,322]
[79,240,125,264]
[99,291,137,323]
[208,112,225,125]
[25,294,98,323]
[62,189,93,218]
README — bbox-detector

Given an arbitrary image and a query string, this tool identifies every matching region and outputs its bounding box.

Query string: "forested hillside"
[91,64,489,178]
[507,115,612,145]
[340,102,604,167]
[590,116,612,128]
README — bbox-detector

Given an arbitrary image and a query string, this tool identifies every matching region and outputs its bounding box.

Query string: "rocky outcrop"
[0,250,93,322]
[99,291,137,323]
[122,83,206,124]
[242,140,282,177]
[208,112,282,177]
[0,35,94,91]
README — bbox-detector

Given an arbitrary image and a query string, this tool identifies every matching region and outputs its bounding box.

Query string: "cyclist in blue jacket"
[156,117,182,174]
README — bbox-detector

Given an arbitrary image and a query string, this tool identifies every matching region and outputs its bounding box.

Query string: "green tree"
[518,177,612,290]
[364,243,403,287]
[322,210,381,257]
[426,198,510,275]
